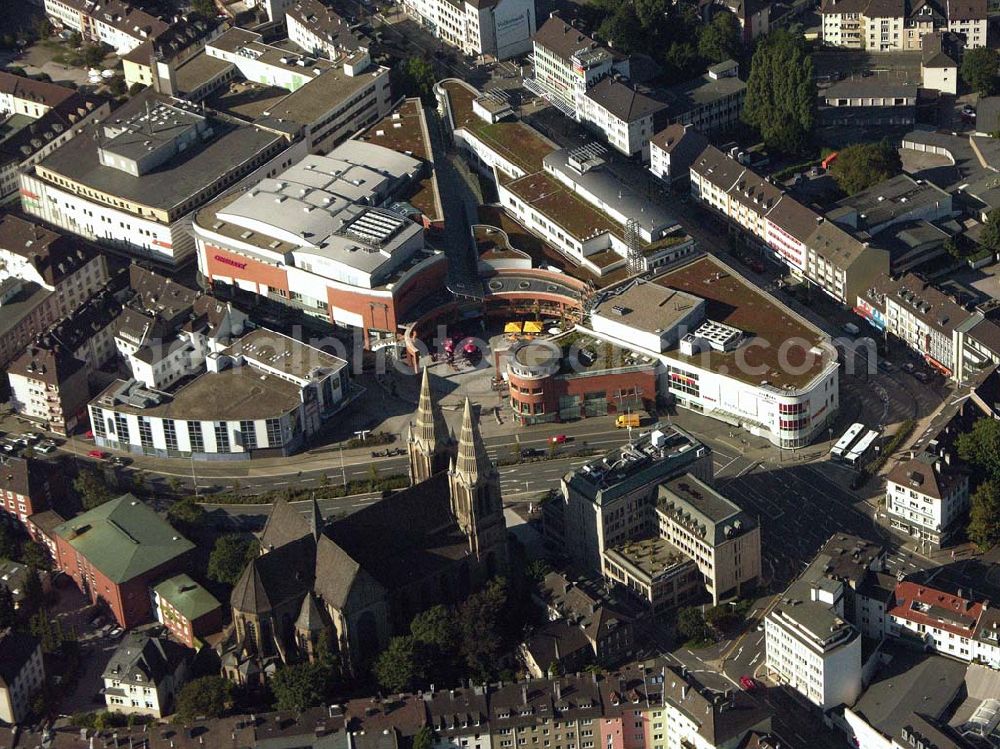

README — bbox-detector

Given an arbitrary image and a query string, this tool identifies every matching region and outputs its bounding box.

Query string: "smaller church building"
[222,370,509,681]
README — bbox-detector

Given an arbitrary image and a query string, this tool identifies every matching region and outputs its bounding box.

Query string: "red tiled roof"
[890,581,983,637]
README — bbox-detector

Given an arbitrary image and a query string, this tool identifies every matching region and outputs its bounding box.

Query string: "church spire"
[408,367,452,484]
[412,367,448,451]
[309,495,322,540]
[455,397,492,483]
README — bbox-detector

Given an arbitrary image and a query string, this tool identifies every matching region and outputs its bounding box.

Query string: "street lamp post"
[190,454,198,497]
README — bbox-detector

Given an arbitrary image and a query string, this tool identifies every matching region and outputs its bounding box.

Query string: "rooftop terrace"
[606,536,692,581]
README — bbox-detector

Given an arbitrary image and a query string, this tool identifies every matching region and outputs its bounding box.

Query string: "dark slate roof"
[261,497,313,551]
[533,15,606,63]
[0,214,100,287]
[231,535,314,614]
[101,626,191,686]
[322,473,470,591]
[7,344,87,388]
[584,77,667,123]
[947,0,986,21]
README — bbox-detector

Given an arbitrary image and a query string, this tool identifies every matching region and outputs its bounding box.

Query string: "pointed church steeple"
[309,495,323,540]
[448,398,508,582]
[408,367,452,484]
[413,367,449,451]
[455,397,492,484]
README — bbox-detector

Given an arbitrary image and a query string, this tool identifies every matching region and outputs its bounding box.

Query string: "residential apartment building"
[887,582,990,663]
[885,452,968,547]
[0,215,109,319]
[8,345,91,436]
[649,125,709,187]
[52,495,195,628]
[0,84,109,200]
[530,15,628,117]
[102,626,192,718]
[689,145,890,306]
[152,574,223,648]
[285,0,369,63]
[0,456,64,530]
[529,15,665,157]
[19,90,297,266]
[423,686,492,749]
[404,0,535,60]
[0,630,45,725]
[42,0,169,54]
[658,60,747,135]
[577,75,667,159]
[858,273,1000,381]
[0,70,76,118]
[765,534,887,711]
[821,0,986,49]
[599,661,771,749]
[538,572,635,666]
[0,215,110,368]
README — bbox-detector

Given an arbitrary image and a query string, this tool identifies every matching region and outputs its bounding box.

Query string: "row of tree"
[957,418,1000,549]
[374,577,518,693]
[586,0,742,81]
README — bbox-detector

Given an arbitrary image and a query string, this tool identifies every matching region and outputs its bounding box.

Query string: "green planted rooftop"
[440,80,555,175]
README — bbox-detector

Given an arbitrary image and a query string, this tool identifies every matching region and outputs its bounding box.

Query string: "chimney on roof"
[554,680,562,702]
[521,683,528,705]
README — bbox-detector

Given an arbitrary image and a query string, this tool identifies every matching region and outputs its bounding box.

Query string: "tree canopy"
[374,635,424,693]
[742,30,815,155]
[207,534,259,586]
[962,47,1000,96]
[73,468,113,510]
[698,13,741,65]
[393,57,437,103]
[174,676,232,723]
[957,417,1000,481]
[829,140,902,195]
[969,481,1000,550]
[271,660,332,711]
[979,209,1000,255]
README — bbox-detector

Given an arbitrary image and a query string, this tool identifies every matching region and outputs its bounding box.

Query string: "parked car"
[902,362,916,374]
[87,449,109,459]
[962,104,976,117]
[36,443,56,455]
[521,447,543,458]
[739,676,757,691]
[24,432,42,443]
[878,360,894,372]
[914,371,929,383]
[109,456,132,466]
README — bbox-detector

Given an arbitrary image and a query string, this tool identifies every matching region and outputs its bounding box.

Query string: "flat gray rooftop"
[94,368,303,421]
[543,149,679,236]
[592,279,703,335]
[851,645,967,740]
[37,94,285,213]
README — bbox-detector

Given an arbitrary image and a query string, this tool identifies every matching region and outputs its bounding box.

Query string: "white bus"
[844,429,880,467]
[831,423,865,459]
